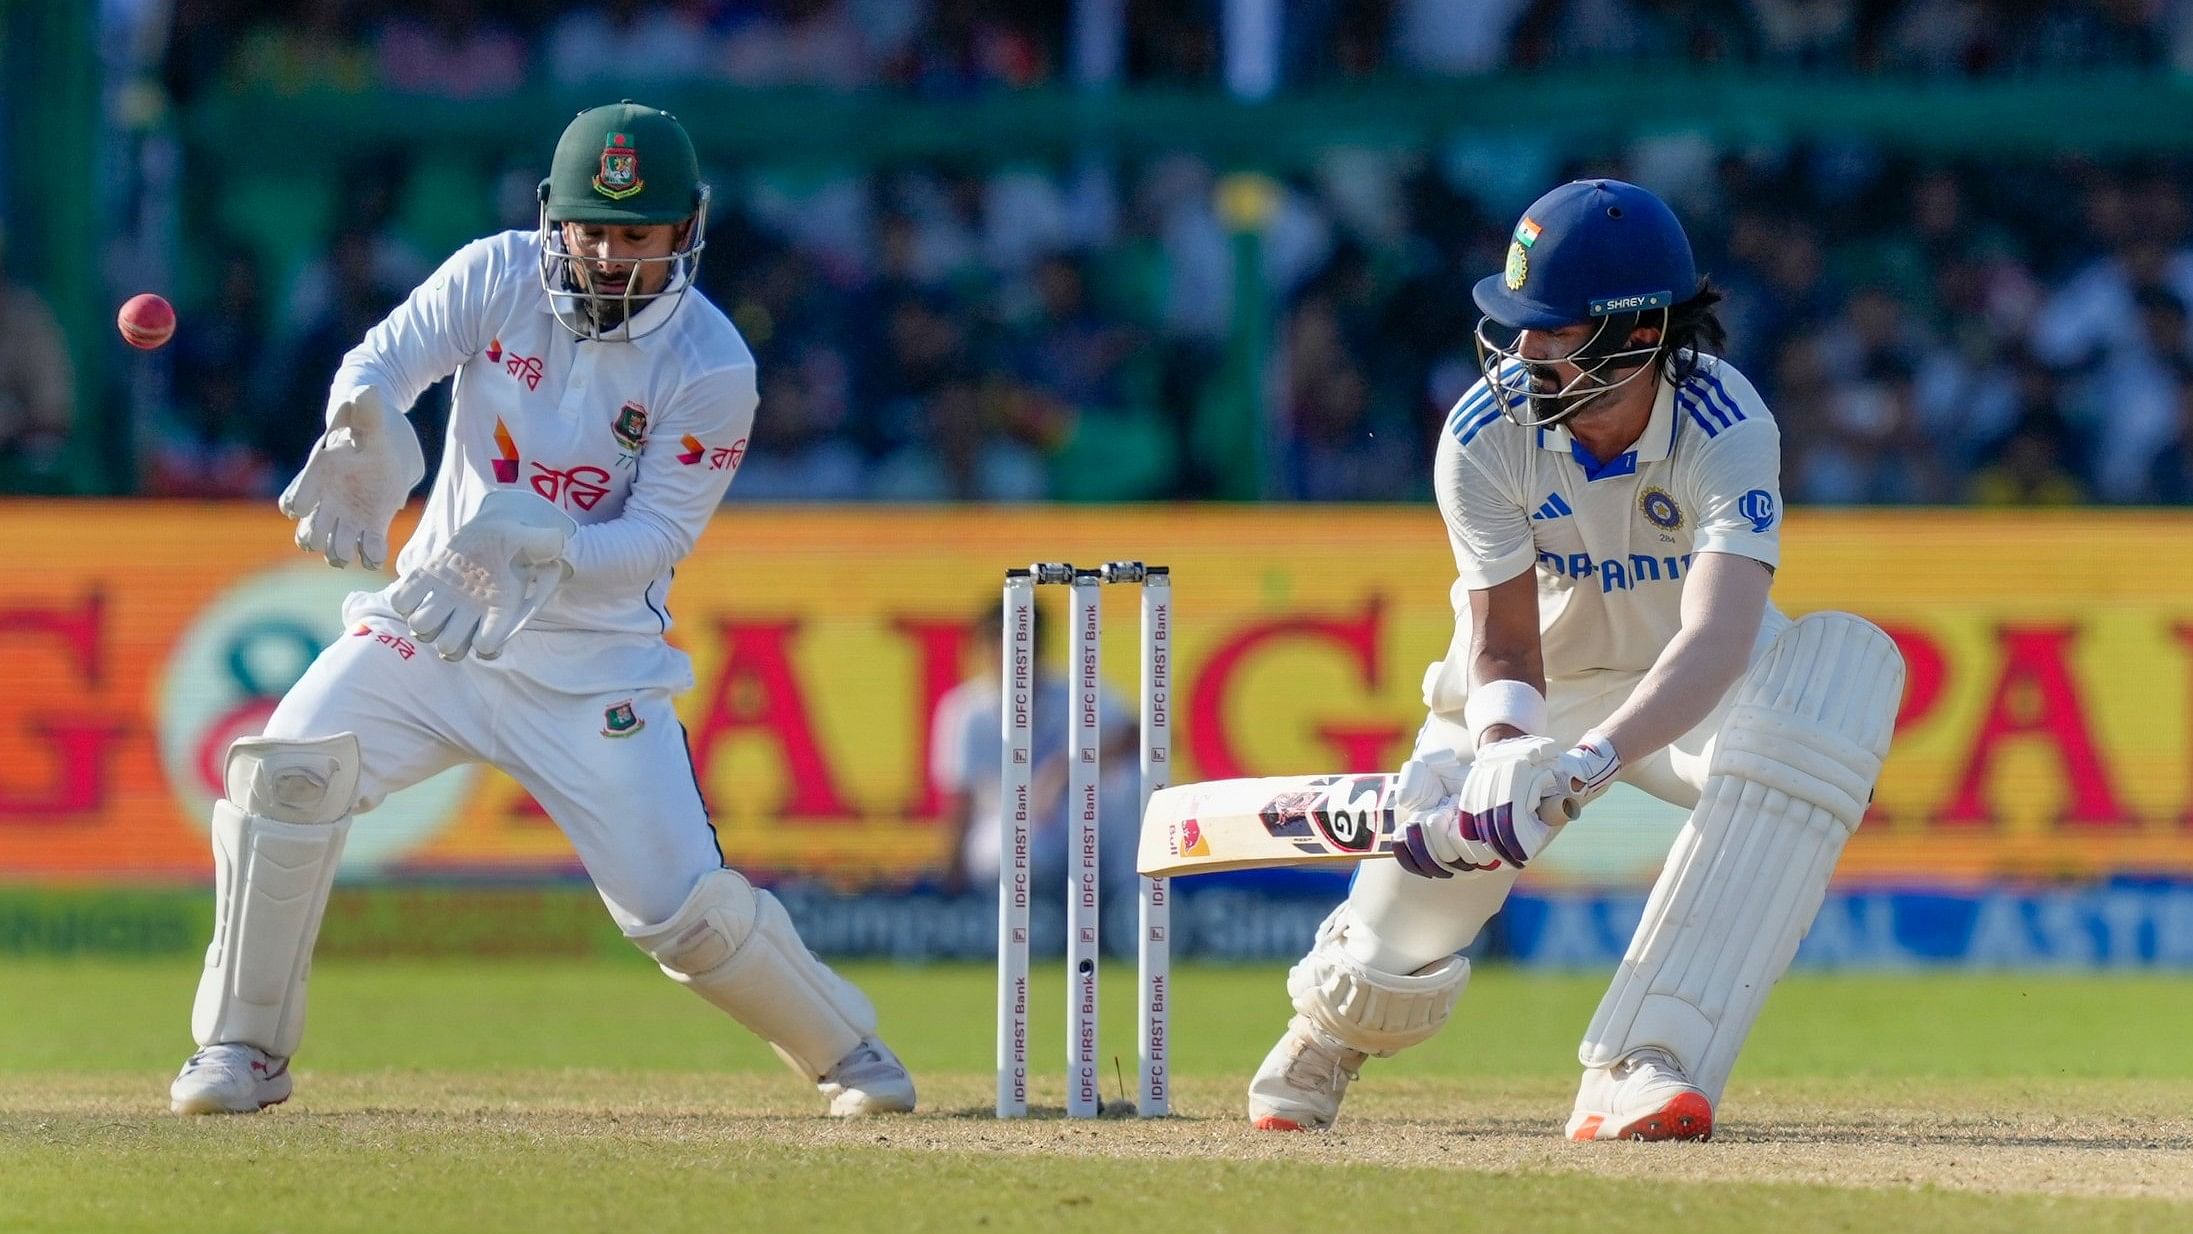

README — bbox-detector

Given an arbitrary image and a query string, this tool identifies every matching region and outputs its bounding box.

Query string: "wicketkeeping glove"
[389,490,575,662]
[278,387,424,570]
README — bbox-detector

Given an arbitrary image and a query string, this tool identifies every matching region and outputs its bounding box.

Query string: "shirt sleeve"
[326,235,502,423]
[1434,428,1536,589]
[1683,416,1783,568]
[565,361,758,590]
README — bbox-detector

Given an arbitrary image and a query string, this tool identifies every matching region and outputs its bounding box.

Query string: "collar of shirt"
[1533,373,1679,481]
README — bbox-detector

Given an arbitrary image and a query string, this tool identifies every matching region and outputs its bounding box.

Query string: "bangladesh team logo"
[594,132,643,200]
[612,401,648,452]
[601,700,645,738]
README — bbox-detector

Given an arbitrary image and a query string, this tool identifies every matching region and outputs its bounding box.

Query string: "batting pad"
[192,733,361,1057]
[1578,612,1903,1102]
[630,869,878,1082]
[1289,905,1469,1057]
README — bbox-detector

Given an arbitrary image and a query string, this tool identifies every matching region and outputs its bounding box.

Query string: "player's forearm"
[1598,556,1770,761]
[565,510,686,589]
[1597,624,1752,761]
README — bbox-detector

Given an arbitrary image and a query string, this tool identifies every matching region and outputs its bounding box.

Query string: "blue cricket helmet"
[1473,179,1697,328]
[1471,179,1700,428]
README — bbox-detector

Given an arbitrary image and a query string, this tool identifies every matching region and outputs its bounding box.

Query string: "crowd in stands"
[14,1,2193,502]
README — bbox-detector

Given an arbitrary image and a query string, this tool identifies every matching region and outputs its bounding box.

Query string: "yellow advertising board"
[2,504,2189,887]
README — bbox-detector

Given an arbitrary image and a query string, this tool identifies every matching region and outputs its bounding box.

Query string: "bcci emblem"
[1504,240,1528,291]
[594,132,643,200]
[600,699,646,738]
[612,401,648,453]
[1640,486,1685,531]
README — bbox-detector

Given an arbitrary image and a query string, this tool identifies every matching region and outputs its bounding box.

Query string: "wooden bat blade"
[1137,772,1403,876]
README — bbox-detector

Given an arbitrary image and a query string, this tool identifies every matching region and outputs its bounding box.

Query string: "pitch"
[4,958,2190,1232]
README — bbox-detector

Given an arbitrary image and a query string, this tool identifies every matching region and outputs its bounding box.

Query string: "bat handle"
[1538,793,1580,826]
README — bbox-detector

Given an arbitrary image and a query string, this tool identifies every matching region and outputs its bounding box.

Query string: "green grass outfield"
[6,958,2193,1232]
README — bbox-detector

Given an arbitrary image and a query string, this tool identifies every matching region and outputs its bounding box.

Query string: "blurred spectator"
[548,0,713,86]
[721,0,881,90]
[124,0,2193,508]
[221,0,373,96]
[890,0,1057,93]
[1968,408,2088,506]
[929,596,1138,901]
[271,229,419,482]
[2147,361,2193,502]
[0,229,76,494]
[144,247,276,499]
[376,0,527,99]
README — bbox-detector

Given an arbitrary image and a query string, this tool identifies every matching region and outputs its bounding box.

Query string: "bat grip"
[1538,794,1580,826]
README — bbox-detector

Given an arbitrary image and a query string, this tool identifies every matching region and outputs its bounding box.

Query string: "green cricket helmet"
[537,100,709,341]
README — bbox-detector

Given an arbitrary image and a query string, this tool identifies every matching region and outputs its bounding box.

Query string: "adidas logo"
[1531,493,1574,522]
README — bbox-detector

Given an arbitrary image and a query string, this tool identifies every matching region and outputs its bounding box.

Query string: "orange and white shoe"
[1247,1015,1366,1132]
[1565,1048,1713,1142]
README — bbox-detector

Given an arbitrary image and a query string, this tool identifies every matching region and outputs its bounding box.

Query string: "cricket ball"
[118,292,176,349]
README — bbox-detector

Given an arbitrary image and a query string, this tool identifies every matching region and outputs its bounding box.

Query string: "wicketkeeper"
[1248,179,1903,1140]
[170,102,916,1117]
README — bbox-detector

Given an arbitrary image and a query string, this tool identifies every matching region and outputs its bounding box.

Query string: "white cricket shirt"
[327,229,758,693]
[1435,353,1784,684]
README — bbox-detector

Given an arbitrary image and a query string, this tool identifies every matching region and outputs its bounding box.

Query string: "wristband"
[1463,679,1547,744]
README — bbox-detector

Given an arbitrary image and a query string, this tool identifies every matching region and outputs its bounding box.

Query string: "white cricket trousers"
[266,618,723,930]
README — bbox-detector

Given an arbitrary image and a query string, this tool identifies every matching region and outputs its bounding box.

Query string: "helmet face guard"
[536,183,709,343]
[1471,307,1668,429]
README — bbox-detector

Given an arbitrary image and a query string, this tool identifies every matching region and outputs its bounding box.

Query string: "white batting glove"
[278,387,424,570]
[1395,736,1566,878]
[389,490,575,662]
[1392,746,1466,816]
[1552,730,1622,808]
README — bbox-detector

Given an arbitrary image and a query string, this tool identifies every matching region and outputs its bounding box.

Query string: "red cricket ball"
[118,292,176,350]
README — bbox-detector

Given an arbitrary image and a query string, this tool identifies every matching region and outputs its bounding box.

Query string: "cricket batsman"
[169,102,916,1117]
[1247,180,1903,1140]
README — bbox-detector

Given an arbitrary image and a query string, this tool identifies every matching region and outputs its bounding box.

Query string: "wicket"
[996,560,1171,1119]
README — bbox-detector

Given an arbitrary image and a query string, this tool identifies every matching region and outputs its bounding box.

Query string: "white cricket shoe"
[169,1043,292,1115]
[820,1037,915,1116]
[1566,1047,1713,1142]
[1247,1014,1366,1132]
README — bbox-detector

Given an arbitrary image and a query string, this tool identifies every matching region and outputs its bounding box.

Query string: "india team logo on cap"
[594,132,643,200]
[1505,241,1528,291]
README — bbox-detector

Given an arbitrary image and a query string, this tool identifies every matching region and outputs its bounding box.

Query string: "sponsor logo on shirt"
[529,462,613,511]
[485,337,544,390]
[1538,549,1695,595]
[677,434,748,472]
[1531,493,1573,522]
[1740,488,1777,533]
[492,418,520,484]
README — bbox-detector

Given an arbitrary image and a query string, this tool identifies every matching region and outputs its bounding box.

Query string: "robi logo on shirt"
[677,434,748,472]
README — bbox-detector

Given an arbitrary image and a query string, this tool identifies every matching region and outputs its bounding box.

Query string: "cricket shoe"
[1565,1047,1713,1142]
[169,1043,292,1115]
[820,1037,916,1116]
[1247,1015,1366,1131]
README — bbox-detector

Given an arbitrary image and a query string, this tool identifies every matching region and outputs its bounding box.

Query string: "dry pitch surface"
[4,959,2190,1232]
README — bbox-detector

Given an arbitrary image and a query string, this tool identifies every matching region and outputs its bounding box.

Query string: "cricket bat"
[1136,772,1578,877]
